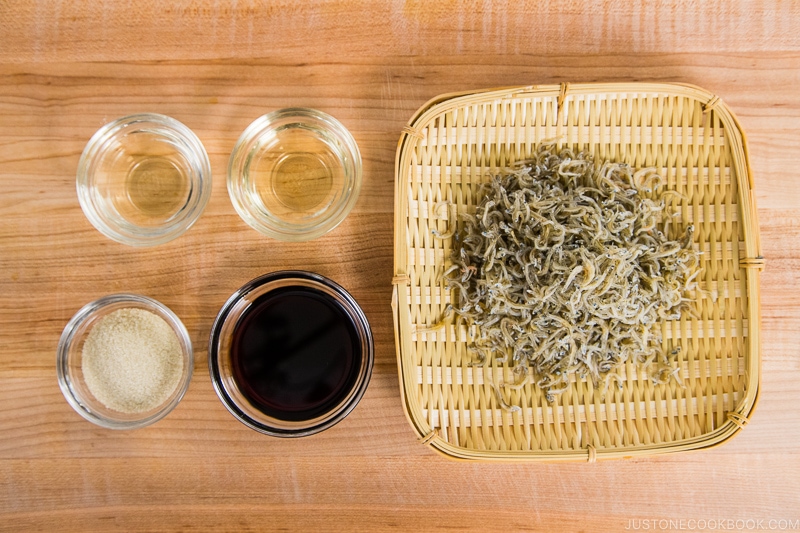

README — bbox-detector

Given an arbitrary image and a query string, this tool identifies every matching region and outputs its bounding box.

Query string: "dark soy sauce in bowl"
[230,286,361,422]
[209,271,373,437]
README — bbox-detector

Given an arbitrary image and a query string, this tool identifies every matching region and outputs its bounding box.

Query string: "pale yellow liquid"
[246,127,343,222]
[125,158,189,219]
[96,129,195,229]
[270,152,332,211]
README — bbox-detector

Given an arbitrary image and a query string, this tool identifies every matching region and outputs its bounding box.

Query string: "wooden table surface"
[1,1,799,531]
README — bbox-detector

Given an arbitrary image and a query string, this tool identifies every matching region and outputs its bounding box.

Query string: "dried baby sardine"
[443,144,701,400]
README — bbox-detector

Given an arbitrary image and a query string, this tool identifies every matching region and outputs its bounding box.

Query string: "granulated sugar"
[81,307,184,414]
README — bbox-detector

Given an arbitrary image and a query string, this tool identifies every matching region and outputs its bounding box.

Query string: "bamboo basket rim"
[393,82,762,462]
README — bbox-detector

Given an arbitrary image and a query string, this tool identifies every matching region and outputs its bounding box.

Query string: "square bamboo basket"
[392,83,762,461]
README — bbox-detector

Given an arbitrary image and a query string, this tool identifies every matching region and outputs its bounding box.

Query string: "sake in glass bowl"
[77,113,212,246]
[227,108,362,241]
[56,294,194,430]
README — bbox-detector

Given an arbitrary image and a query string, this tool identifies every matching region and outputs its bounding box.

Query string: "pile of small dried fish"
[442,144,701,401]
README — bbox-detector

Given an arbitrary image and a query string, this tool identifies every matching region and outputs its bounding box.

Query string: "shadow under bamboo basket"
[392,83,762,462]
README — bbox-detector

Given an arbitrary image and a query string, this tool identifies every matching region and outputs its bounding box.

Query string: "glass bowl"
[56,294,194,429]
[77,113,212,246]
[227,108,362,241]
[209,271,373,436]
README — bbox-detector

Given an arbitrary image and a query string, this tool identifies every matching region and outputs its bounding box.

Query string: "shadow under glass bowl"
[76,113,212,247]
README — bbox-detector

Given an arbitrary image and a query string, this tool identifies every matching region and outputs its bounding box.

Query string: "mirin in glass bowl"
[77,113,212,246]
[227,108,362,241]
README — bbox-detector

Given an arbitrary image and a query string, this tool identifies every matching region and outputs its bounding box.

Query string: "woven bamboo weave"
[392,83,762,461]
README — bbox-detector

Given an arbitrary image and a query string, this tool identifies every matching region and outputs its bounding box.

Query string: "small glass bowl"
[77,113,212,246]
[209,271,374,437]
[56,294,194,429]
[227,108,362,241]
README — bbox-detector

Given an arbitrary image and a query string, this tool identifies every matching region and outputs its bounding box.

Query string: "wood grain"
[1,1,799,531]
